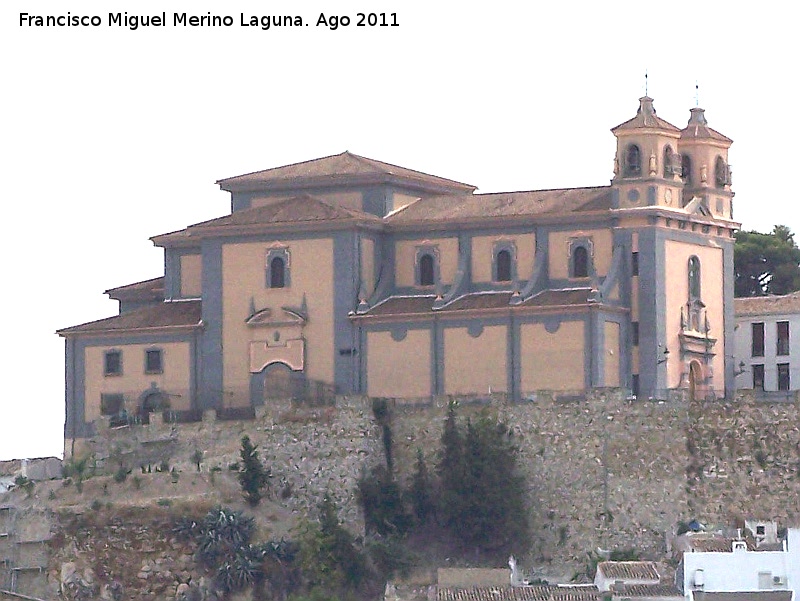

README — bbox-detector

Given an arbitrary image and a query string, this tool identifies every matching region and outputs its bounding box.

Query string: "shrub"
[238,435,271,506]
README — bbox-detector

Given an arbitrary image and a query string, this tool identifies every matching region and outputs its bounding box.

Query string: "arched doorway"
[263,362,293,402]
[138,389,168,424]
[688,361,703,401]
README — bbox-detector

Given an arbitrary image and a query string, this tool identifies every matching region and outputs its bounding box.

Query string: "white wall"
[735,313,800,391]
[682,529,800,597]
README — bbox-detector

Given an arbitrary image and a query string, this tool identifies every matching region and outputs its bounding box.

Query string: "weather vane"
[645,70,648,96]
[695,81,700,107]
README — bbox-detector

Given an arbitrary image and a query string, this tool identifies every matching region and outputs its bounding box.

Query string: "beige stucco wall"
[663,239,725,393]
[180,254,202,298]
[471,233,536,283]
[222,238,334,405]
[604,321,620,387]
[391,192,420,213]
[360,236,375,299]
[443,325,507,394]
[395,237,459,288]
[84,342,192,422]
[520,321,585,391]
[548,229,613,279]
[367,329,431,397]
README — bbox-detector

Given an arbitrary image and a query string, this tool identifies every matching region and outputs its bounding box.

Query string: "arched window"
[663,146,674,178]
[419,253,435,286]
[572,246,589,278]
[688,256,701,300]
[270,256,286,288]
[624,144,641,177]
[715,156,727,188]
[496,249,512,282]
[682,154,693,186]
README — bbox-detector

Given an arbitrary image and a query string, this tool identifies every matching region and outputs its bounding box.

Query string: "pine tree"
[238,435,271,506]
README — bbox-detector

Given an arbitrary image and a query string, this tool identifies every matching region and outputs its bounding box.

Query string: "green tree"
[408,448,434,524]
[735,225,800,296]
[437,407,530,556]
[238,435,271,506]
[357,465,412,536]
[297,494,367,596]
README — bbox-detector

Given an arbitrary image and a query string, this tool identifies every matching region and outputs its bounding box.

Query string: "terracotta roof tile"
[520,289,592,307]
[217,151,476,193]
[438,586,601,601]
[104,277,165,302]
[188,194,382,229]
[596,562,660,581]
[359,289,594,317]
[680,108,733,144]
[735,292,800,317]
[388,187,613,224]
[685,537,755,552]
[610,584,682,598]
[612,97,681,134]
[57,301,201,335]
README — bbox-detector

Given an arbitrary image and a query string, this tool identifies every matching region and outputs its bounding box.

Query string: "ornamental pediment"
[245,307,306,328]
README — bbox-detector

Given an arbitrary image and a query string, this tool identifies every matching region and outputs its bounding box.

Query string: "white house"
[679,528,799,600]
[735,294,800,394]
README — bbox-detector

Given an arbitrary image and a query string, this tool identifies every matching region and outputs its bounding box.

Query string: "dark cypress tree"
[238,435,271,506]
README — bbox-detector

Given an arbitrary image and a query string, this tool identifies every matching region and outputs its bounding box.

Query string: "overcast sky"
[1,1,796,460]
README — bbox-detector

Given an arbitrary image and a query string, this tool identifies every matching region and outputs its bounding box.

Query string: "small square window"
[104,350,122,376]
[100,393,124,416]
[145,349,163,374]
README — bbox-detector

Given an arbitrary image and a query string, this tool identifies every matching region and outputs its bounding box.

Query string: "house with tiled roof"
[734,292,800,395]
[595,561,661,591]
[678,528,799,601]
[58,97,739,453]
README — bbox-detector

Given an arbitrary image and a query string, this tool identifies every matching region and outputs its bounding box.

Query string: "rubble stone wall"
[67,390,800,570]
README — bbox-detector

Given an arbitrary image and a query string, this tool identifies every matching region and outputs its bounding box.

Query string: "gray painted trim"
[432,321,444,395]
[200,239,224,410]
[722,238,735,398]
[635,228,664,398]
[164,247,202,300]
[333,232,359,394]
[266,247,291,289]
[492,240,518,283]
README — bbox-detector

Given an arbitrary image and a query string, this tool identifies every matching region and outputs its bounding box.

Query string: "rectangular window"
[631,252,639,276]
[631,322,639,346]
[145,349,163,374]
[104,350,122,376]
[777,321,790,356]
[778,363,790,391]
[100,393,124,416]
[752,322,765,357]
[752,364,765,390]
[631,374,640,397]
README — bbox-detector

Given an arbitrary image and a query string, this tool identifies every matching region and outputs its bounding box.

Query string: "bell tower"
[611,97,684,211]
[678,107,734,220]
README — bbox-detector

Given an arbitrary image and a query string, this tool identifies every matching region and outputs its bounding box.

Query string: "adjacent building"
[734,293,800,394]
[58,97,739,455]
[678,528,799,600]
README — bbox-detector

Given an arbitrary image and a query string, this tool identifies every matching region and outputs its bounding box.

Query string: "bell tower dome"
[678,107,734,220]
[611,97,684,210]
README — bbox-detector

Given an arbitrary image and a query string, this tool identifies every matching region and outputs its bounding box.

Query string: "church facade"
[58,97,738,450]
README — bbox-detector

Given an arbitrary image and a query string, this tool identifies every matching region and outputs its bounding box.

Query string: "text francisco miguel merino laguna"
[20,11,399,30]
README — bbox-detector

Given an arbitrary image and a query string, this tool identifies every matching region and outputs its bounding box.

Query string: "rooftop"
[596,561,660,581]
[735,292,800,317]
[216,151,476,194]
[57,301,202,336]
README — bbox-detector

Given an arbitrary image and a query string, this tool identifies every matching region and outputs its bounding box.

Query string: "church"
[58,96,737,450]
